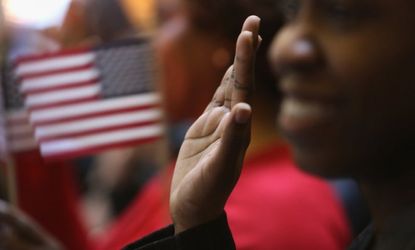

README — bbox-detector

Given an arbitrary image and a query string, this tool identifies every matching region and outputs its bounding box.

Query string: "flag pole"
[5,158,18,205]
[0,0,18,206]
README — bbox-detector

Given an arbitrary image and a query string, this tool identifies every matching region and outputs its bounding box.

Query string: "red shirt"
[99,144,351,250]
[226,145,351,250]
[95,174,171,250]
[15,150,93,250]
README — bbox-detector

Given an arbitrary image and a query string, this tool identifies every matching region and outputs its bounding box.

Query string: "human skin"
[170,16,261,233]
[270,0,415,179]
[170,0,415,244]
[270,0,415,242]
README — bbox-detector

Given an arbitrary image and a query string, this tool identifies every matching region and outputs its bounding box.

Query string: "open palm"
[170,16,261,233]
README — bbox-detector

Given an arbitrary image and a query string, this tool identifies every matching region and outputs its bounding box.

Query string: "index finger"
[231,15,261,107]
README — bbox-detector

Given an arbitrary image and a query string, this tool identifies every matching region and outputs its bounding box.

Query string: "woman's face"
[269,0,415,177]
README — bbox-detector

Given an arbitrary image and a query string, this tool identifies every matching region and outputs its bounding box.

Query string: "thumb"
[219,102,252,185]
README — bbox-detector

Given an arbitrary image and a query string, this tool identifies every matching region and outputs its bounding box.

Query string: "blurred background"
[0,0,370,249]
[0,1,172,249]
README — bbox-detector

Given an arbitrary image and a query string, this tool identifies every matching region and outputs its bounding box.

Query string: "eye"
[279,0,300,22]
[322,2,372,25]
[325,4,356,21]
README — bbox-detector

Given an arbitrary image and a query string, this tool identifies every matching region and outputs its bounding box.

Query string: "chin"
[290,144,354,179]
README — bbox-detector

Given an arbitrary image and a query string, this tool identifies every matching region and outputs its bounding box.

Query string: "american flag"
[3,62,37,153]
[0,68,13,160]
[4,38,163,160]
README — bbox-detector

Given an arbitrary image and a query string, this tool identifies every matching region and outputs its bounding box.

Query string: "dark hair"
[184,0,246,41]
[86,0,134,41]
[184,0,283,103]
[183,0,282,100]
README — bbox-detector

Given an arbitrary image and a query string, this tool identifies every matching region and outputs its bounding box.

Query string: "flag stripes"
[6,110,37,152]
[14,51,95,76]
[30,93,160,125]
[4,39,163,160]
[20,68,100,94]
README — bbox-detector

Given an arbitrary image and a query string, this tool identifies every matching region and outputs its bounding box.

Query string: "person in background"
[3,0,163,249]
[99,1,355,249]
[154,0,233,129]
[3,19,93,250]
[83,0,137,43]
[76,0,170,237]
[124,0,415,248]
[4,1,169,249]
[0,0,372,249]
[173,1,353,248]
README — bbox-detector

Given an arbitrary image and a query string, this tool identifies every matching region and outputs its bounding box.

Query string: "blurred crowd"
[0,0,370,249]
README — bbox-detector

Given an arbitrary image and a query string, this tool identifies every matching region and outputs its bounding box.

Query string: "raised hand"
[170,16,261,233]
[0,200,62,250]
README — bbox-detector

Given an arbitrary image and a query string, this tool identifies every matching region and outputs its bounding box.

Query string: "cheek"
[326,43,383,121]
[327,40,415,150]
[326,37,411,107]
[326,38,384,82]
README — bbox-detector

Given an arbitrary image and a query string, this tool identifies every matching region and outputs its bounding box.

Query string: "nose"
[269,23,322,76]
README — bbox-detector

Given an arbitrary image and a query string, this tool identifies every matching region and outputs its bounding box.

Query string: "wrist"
[173,209,225,234]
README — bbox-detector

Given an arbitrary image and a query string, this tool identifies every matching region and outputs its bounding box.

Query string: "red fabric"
[154,17,232,122]
[226,145,352,250]
[14,150,93,250]
[99,144,351,250]
[95,174,171,250]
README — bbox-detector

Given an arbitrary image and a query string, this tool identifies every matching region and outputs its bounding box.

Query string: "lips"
[279,97,336,132]
[277,79,343,136]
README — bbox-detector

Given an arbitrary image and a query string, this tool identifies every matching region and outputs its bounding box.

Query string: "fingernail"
[235,106,250,124]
